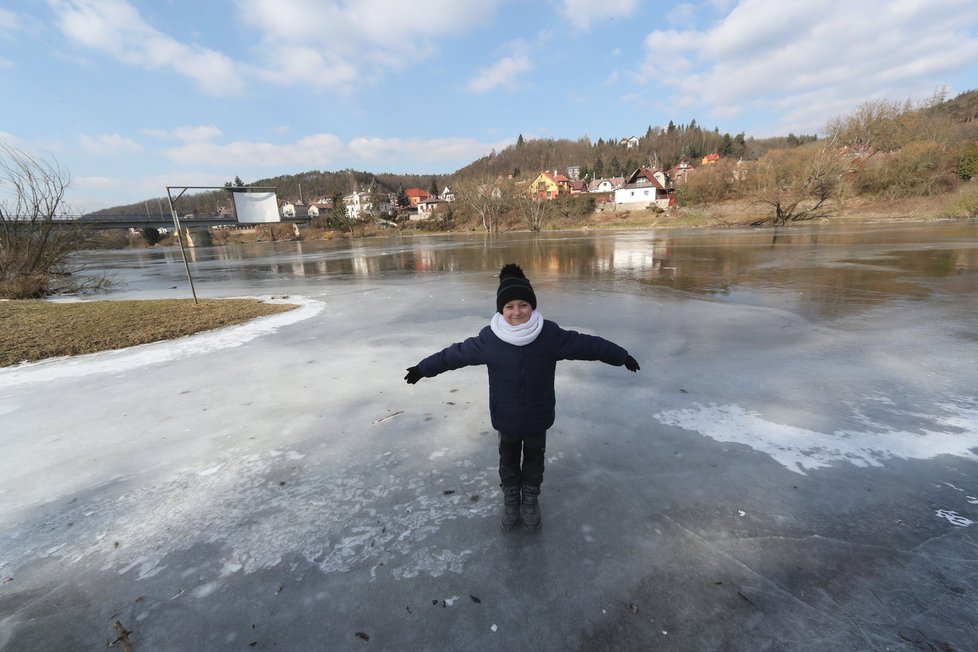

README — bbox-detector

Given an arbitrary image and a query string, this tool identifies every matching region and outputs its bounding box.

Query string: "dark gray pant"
[498,431,546,488]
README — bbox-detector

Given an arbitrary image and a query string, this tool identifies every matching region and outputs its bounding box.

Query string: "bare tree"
[745,142,844,226]
[0,143,102,298]
[514,194,551,231]
[455,176,510,232]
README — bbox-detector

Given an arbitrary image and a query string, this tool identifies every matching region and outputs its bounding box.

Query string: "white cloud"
[75,175,118,188]
[143,125,223,142]
[236,0,503,90]
[79,133,141,155]
[640,0,978,133]
[162,132,508,172]
[349,136,511,164]
[164,133,347,168]
[0,7,20,31]
[555,0,640,30]
[667,3,697,28]
[466,54,533,93]
[51,0,245,95]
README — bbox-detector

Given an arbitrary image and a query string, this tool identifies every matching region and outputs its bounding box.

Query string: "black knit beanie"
[496,263,537,313]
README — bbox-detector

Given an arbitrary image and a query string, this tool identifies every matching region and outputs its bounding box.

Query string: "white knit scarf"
[490,310,544,346]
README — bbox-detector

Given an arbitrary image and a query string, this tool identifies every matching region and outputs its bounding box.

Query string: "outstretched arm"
[404,333,488,384]
[556,328,639,372]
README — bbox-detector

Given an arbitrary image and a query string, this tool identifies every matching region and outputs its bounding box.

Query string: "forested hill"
[88,88,978,218]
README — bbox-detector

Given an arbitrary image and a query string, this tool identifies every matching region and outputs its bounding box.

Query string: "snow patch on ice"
[936,509,974,527]
[654,396,978,474]
[0,296,324,387]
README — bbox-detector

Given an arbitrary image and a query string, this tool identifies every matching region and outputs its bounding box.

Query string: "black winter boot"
[521,484,541,530]
[500,485,521,531]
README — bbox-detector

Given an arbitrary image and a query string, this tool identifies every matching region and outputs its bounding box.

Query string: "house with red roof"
[404,188,431,207]
[528,170,571,199]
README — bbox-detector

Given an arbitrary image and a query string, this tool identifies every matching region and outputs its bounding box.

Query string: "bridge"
[71,215,312,230]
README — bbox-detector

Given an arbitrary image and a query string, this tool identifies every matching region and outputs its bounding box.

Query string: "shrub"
[958,149,978,181]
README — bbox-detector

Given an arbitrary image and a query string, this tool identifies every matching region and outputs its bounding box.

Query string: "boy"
[404,264,640,531]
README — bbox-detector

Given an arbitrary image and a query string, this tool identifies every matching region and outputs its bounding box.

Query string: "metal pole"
[166,187,199,305]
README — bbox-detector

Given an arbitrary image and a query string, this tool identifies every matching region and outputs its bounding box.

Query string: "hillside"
[89,88,978,218]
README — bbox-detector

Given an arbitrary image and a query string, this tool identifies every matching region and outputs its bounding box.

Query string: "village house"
[404,188,431,207]
[702,153,721,165]
[619,136,640,149]
[528,170,571,199]
[440,186,456,202]
[667,161,694,185]
[343,189,392,221]
[588,177,626,193]
[414,197,448,220]
[305,197,334,218]
[614,167,673,210]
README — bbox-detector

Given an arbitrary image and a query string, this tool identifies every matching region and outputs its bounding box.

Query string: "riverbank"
[0,298,296,367]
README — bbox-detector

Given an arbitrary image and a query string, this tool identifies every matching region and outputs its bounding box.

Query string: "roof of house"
[535,171,571,184]
[620,167,667,190]
[588,176,625,191]
[405,188,431,199]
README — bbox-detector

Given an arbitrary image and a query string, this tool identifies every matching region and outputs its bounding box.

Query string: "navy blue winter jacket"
[417,319,629,434]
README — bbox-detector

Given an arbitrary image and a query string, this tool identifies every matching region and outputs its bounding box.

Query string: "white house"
[281,202,296,218]
[613,167,670,209]
[344,189,393,220]
[440,186,456,202]
[414,197,447,220]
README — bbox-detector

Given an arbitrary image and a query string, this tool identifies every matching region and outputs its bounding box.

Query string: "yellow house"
[528,170,570,200]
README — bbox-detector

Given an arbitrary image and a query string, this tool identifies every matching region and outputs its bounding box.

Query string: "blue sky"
[2,0,978,212]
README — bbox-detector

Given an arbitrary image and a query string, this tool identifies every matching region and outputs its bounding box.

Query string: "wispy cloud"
[0,7,20,31]
[79,133,141,155]
[143,125,224,142]
[667,3,697,28]
[467,54,533,93]
[50,0,245,95]
[162,133,508,171]
[555,0,640,30]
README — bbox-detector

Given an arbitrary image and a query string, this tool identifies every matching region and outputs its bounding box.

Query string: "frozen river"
[1,222,977,650]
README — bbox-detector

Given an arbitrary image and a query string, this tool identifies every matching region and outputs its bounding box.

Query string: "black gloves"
[624,355,640,372]
[404,366,422,384]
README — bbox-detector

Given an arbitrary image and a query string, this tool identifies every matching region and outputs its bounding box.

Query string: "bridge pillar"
[178,227,212,248]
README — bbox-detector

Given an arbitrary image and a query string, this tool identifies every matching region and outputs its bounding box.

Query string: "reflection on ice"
[77,222,978,320]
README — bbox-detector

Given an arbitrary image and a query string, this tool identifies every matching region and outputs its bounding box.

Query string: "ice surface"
[1,227,977,650]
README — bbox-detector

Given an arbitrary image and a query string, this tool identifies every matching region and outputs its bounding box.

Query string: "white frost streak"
[654,399,978,474]
[0,297,324,388]
[0,448,495,584]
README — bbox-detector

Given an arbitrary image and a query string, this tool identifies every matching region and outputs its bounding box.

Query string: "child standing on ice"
[404,264,640,531]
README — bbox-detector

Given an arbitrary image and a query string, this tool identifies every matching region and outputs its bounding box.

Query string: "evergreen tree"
[719,133,734,156]
[517,134,525,147]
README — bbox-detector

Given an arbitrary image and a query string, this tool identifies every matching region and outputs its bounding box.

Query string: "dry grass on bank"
[0,298,296,367]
